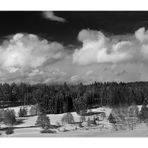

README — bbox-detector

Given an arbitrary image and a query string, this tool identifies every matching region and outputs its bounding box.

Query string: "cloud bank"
[1,27,148,84]
[0,33,64,73]
[73,27,148,66]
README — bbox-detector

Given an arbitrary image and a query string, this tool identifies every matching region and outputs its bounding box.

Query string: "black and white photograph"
[1,9,148,138]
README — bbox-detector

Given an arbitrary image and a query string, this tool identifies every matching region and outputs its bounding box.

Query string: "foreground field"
[1,123,148,137]
[1,105,148,137]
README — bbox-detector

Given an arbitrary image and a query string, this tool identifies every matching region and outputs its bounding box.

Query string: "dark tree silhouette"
[0,81,148,114]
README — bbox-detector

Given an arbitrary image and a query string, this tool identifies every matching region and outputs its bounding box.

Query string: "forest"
[0,81,148,114]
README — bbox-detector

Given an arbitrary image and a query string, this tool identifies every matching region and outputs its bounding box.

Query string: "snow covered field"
[1,122,148,137]
[0,105,112,127]
[1,105,148,137]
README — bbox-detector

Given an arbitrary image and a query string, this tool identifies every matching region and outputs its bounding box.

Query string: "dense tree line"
[0,81,148,114]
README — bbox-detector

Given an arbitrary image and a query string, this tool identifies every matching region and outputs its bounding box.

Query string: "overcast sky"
[1,11,148,84]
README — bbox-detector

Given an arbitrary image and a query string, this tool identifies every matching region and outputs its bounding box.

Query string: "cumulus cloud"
[42,11,66,22]
[73,27,148,66]
[78,29,101,42]
[0,33,64,73]
[73,29,133,65]
[135,27,148,42]
[2,27,148,84]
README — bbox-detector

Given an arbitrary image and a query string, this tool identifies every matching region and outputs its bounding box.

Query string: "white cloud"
[73,29,132,65]
[2,27,148,84]
[43,11,66,22]
[78,29,102,42]
[0,33,64,73]
[73,27,148,66]
[0,33,69,84]
[135,27,148,42]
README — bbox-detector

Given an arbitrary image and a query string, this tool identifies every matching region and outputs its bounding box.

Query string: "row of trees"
[0,81,148,114]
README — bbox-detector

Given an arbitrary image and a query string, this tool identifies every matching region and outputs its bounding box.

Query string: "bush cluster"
[35,114,50,129]
[140,105,148,121]
[0,109,5,122]
[5,127,14,135]
[18,107,27,117]
[108,104,139,131]
[3,109,16,126]
[29,104,40,116]
[40,129,56,134]
[61,113,74,125]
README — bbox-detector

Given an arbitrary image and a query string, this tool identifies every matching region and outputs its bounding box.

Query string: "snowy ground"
[1,105,148,137]
[1,123,148,137]
[0,106,112,127]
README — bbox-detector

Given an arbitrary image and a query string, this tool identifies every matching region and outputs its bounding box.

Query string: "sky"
[1,11,148,84]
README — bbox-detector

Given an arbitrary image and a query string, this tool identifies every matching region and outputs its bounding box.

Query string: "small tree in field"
[108,107,129,131]
[140,98,148,122]
[140,103,148,127]
[80,115,86,123]
[35,114,50,129]
[29,104,40,116]
[87,117,91,126]
[127,103,139,130]
[18,107,27,117]
[0,109,5,122]
[5,127,14,135]
[61,113,74,125]
[3,109,16,126]
[79,110,86,124]
[128,102,139,118]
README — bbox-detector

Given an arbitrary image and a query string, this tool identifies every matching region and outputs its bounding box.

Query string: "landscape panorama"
[1,11,148,137]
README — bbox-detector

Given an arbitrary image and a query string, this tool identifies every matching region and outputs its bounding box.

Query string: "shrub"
[93,116,97,125]
[5,127,14,135]
[101,112,106,118]
[61,113,74,125]
[140,105,148,120]
[35,114,50,129]
[127,117,138,130]
[80,115,86,123]
[128,103,139,117]
[40,129,57,134]
[55,121,61,127]
[29,104,40,116]
[87,117,91,126]
[108,107,129,131]
[18,107,27,117]
[98,112,106,121]
[109,105,140,131]
[109,106,130,122]
[108,108,121,124]
[79,110,87,116]
[108,113,116,124]
[3,109,16,126]
[0,109,5,122]
[126,104,139,130]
